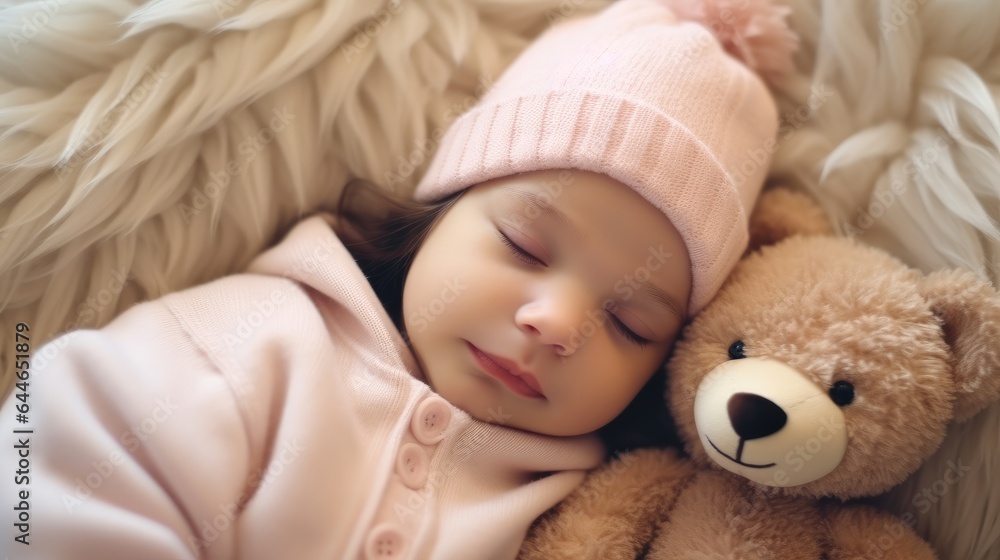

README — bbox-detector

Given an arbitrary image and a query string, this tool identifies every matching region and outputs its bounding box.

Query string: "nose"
[727,392,787,440]
[515,290,585,356]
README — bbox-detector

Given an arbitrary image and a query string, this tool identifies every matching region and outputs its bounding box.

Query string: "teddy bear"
[517,187,1000,560]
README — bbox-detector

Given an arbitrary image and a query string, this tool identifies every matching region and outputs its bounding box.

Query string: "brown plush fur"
[518,448,697,560]
[518,188,1000,559]
[745,186,834,254]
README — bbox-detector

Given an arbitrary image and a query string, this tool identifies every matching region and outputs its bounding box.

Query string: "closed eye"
[497,230,544,266]
[608,310,651,348]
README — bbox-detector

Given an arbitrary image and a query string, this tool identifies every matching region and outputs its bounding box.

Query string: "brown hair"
[328,179,462,334]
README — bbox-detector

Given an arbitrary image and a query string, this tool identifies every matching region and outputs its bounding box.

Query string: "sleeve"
[1,298,251,560]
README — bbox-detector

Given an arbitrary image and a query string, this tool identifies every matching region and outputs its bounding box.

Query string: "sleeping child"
[0,0,796,558]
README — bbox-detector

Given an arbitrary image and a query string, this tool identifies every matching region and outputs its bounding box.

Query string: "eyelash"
[611,316,651,348]
[604,301,651,348]
[497,230,651,348]
[497,230,543,265]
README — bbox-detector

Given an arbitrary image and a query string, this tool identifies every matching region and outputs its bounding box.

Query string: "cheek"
[573,341,666,424]
[580,349,660,402]
[403,237,500,338]
[403,242,460,340]
[556,358,657,434]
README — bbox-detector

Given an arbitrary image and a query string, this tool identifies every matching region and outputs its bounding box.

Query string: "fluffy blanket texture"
[0,0,996,558]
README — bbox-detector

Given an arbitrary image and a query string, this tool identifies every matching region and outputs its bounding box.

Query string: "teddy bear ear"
[918,268,1000,423]
[745,186,834,254]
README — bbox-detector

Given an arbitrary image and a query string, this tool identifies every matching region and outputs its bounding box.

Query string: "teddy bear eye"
[728,340,746,360]
[829,380,855,406]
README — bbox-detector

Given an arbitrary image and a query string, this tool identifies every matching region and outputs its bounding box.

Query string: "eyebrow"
[500,186,575,228]
[637,283,685,320]
[499,185,684,319]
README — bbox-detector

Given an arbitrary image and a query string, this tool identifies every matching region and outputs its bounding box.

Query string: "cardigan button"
[364,523,407,559]
[410,396,451,445]
[396,442,429,490]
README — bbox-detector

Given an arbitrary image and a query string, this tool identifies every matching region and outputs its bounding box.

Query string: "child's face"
[402,169,692,436]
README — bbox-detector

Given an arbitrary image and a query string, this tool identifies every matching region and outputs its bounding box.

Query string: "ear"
[745,186,834,254]
[918,268,1000,423]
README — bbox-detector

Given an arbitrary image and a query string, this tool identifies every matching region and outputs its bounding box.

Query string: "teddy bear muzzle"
[694,357,848,487]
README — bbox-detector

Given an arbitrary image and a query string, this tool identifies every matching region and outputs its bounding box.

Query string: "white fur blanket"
[0,0,997,558]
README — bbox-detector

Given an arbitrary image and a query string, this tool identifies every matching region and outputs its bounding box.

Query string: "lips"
[467,342,545,399]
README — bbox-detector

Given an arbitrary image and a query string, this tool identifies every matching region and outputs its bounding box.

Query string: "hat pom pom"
[660,0,799,76]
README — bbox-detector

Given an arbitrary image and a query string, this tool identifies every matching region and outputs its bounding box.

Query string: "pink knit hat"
[413,0,798,316]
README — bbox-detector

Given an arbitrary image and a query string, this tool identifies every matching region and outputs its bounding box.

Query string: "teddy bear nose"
[727,392,788,440]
